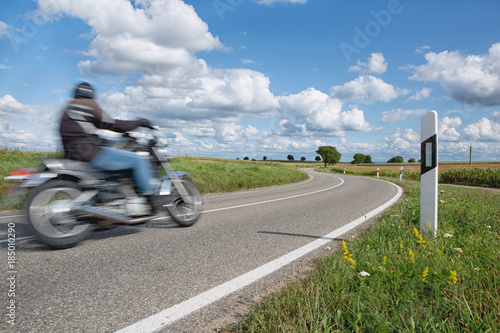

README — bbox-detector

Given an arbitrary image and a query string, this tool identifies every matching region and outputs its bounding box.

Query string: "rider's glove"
[139,118,155,129]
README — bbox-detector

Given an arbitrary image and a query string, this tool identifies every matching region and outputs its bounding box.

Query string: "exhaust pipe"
[76,205,156,225]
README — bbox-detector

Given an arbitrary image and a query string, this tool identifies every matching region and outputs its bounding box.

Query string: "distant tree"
[301,157,306,161]
[263,156,267,161]
[236,158,240,160]
[364,155,372,163]
[408,158,416,163]
[316,146,341,167]
[243,156,249,160]
[251,159,256,161]
[351,153,365,165]
[287,154,294,161]
[315,156,321,162]
[387,156,404,163]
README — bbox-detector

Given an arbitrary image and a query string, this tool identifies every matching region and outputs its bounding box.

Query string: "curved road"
[0,168,401,332]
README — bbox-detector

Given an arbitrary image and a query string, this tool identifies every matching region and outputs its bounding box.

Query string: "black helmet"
[74,82,95,99]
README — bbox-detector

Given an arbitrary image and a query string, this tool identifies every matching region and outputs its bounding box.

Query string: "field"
[335,161,500,172]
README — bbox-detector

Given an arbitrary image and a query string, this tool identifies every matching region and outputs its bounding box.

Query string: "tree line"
[238,146,417,166]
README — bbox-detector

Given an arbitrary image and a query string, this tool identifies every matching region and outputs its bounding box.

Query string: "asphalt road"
[0,168,401,333]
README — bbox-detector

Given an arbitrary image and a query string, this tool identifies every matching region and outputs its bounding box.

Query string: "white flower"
[358,271,370,277]
[439,200,445,203]
[454,248,463,253]
[474,267,480,271]
[443,233,454,238]
[486,226,492,229]
[325,247,331,251]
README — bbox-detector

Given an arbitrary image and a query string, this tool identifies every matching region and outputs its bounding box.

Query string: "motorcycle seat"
[43,157,133,180]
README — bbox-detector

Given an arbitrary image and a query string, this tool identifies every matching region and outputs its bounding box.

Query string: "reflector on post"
[420,110,438,236]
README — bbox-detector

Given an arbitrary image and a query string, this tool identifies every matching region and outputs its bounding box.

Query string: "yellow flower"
[413,227,426,244]
[448,270,458,285]
[400,240,404,252]
[421,267,429,281]
[409,249,415,264]
[341,240,355,268]
[383,256,387,265]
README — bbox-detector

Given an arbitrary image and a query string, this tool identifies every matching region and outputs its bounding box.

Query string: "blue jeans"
[90,147,156,195]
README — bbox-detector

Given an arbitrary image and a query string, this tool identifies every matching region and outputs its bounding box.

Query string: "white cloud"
[278,88,372,136]
[415,45,430,53]
[408,87,431,101]
[410,43,500,106]
[330,75,407,104]
[348,53,387,74]
[380,108,428,123]
[463,118,500,141]
[38,0,222,76]
[439,116,462,142]
[0,21,8,37]
[493,111,500,122]
[0,95,61,150]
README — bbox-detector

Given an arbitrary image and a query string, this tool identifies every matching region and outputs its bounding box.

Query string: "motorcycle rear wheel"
[166,179,202,227]
[26,180,93,249]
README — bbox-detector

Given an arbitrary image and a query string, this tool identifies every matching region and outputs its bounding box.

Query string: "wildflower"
[443,233,453,238]
[439,200,445,203]
[448,270,458,285]
[400,240,404,252]
[409,249,415,264]
[421,267,429,281]
[358,271,370,277]
[453,248,463,253]
[382,256,387,265]
[413,228,426,244]
[486,226,492,229]
[341,240,356,269]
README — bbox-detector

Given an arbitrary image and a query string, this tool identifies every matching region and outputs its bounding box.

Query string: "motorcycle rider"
[59,82,157,206]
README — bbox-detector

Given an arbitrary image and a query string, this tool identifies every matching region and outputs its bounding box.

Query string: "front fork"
[159,162,193,205]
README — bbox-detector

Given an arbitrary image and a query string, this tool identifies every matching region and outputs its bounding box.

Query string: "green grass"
[221,179,500,332]
[169,156,309,194]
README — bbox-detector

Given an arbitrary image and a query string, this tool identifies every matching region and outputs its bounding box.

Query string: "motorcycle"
[4,129,203,249]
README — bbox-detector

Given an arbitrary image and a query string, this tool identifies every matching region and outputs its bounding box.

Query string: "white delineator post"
[420,110,438,236]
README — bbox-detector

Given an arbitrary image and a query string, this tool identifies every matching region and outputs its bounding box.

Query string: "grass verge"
[221,178,500,332]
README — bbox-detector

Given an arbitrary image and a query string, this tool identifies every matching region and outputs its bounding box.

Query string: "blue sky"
[1,0,499,162]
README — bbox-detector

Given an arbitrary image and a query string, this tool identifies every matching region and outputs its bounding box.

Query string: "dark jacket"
[59,98,144,161]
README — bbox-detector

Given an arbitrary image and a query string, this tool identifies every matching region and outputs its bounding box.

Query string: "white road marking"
[116,178,403,333]
[203,176,342,213]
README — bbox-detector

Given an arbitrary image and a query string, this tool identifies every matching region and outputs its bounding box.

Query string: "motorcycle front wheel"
[166,178,203,227]
[26,180,93,249]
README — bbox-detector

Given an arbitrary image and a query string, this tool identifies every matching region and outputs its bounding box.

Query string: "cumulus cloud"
[348,53,387,74]
[410,43,500,106]
[330,75,408,104]
[463,118,500,141]
[408,87,431,101]
[383,128,420,157]
[380,108,428,123]
[278,88,372,136]
[38,0,221,76]
[0,95,61,150]
[439,116,462,142]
